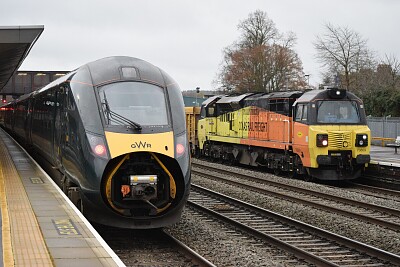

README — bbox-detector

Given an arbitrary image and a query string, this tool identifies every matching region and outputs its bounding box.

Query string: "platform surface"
[0,128,124,267]
[370,145,400,167]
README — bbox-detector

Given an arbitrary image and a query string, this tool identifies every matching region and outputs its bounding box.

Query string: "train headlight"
[87,132,108,159]
[316,134,329,147]
[175,132,187,158]
[355,134,368,147]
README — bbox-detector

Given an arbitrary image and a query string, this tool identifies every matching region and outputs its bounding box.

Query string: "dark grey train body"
[0,56,191,229]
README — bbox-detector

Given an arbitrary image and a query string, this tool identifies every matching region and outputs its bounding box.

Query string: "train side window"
[295,105,303,121]
[207,107,215,117]
[200,106,206,118]
[302,105,308,121]
[295,104,308,122]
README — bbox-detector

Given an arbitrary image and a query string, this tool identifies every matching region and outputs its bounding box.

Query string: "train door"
[53,86,65,168]
[198,103,218,150]
[30,90,54,161]
[25,98,33,144]
[60,85,81,185]
[197,105,207,149]
[60,85,74,171]
[292,103,311,167]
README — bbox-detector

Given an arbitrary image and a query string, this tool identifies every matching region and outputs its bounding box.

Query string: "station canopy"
[0,26,44,92]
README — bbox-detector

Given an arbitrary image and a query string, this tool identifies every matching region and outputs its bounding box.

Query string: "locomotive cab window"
[295,104,308,123]
[200,105,206,118]
[99,82,169,126]
[317,100,360,124]
[207,105,216,117]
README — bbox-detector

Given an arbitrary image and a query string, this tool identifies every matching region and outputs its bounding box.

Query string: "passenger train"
[0,56,191,229]
[195,88,370,180]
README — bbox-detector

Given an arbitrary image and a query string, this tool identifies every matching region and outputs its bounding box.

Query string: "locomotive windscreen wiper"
[102,92,142,130]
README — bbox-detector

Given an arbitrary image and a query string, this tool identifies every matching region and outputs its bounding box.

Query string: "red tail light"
[175,133,187,158]
[94,144,106,156]
[87,132,108,159]
[176,143,185,155]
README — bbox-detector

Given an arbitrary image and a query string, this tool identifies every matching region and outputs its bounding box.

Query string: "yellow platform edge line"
[0,137,54,266]
[0,160,15,267]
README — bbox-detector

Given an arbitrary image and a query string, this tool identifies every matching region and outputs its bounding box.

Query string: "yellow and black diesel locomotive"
[0,56,190,228]
[197,88,370,180]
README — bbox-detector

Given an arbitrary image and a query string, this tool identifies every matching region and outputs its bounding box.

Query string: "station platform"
[370,145,400,167]
[0,129,124,267]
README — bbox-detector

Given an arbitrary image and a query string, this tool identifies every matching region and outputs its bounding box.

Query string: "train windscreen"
[99,82,169,126]
[316,100,361,124]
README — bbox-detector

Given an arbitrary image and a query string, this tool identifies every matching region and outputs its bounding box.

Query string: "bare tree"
[314,23,372,90]
[269,33,305,91]
[217,10,305,93]
[382,54,400,89]
[237,9,278,48]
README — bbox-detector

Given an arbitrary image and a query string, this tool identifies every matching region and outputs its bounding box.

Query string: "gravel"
[190,158,400,255]
[166,208,307,267]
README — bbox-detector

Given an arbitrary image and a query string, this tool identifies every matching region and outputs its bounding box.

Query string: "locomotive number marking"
[297,132,303,137]
[131,141,152,149]
[52,219,81,235]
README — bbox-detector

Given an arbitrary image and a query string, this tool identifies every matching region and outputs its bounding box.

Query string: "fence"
[367,117,400,146]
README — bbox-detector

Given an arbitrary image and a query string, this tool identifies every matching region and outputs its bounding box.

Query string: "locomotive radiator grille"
[328,131,352,149]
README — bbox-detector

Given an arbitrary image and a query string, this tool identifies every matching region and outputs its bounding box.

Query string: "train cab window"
[302,105,308,121]
[207,107,215,117]
[317,100,360,124]
[200,105,206,118]
[99,82,169,126]
[295,104,308,123]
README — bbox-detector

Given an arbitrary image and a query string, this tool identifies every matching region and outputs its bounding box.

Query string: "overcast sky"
[1,0,399,91]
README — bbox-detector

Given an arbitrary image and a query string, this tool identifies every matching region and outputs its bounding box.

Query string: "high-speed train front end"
[0,56,191,229]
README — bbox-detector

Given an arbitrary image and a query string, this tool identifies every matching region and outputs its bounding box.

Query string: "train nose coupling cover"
[121,175,158,200]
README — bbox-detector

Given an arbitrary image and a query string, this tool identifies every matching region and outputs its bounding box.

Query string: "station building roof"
[0,25,44,92]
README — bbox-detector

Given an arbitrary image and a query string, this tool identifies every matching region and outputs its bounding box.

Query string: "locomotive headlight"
[87,132,109,159]
[355,134,368,147]
[175,132,187,158]
[316,134,329,147]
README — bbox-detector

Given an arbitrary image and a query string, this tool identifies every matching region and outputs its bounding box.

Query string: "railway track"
[189,184,400,267]
[183,203,308,266]
[95,226,215,267]
[363,165,400,191]
[192,162,400,232]
[343,182,400,201]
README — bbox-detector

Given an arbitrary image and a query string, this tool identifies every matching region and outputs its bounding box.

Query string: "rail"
[190,184,400,266]
[191,165,400,231]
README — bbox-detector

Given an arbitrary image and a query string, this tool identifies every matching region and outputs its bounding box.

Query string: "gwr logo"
[131,141,152,149]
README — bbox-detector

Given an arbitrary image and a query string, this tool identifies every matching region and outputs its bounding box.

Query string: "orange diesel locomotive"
[196,88,370,180]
